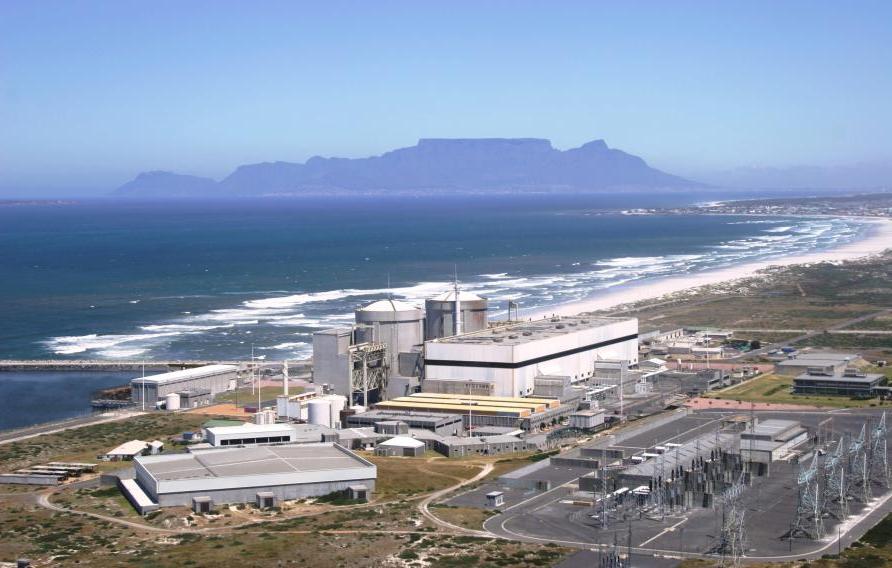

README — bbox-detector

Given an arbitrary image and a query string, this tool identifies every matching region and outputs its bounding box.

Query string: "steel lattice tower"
[790,456,824,540]
[709,472,747,566]
[848,424,871,504]
[869,412,889,490]
[822,435,848,520]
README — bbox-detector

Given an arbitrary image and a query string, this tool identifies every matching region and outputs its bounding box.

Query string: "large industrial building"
[739,418,809,463]
[775,352,860,376]
[423,315,638,398]
[131,364,238,406]
[127,443,376,509]
[374,392,572,431]
[793,369,885,396]
[313,299,424,402]
[345,409,464,436]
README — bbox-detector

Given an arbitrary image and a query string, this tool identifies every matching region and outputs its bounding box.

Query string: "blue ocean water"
[0,194,868,362]
[0,371,132,430]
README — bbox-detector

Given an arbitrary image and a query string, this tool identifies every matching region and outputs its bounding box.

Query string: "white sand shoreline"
[530,217,892,318]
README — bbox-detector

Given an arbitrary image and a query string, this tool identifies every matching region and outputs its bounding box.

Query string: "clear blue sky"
[1,0,890,192]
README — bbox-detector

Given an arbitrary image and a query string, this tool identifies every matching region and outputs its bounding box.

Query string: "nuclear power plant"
[311,280,640,406]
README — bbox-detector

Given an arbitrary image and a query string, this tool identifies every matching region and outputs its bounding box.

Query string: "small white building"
[374,436,426,457]
[569,409,606,430]
[103,440,152,461]
[205,422,299,447]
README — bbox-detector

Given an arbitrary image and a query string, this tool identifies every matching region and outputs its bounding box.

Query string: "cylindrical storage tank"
[355,299,424,373]
[307,399,332,427]
[324,395,347,428]
[424,291,488,340]
[165,393,181,411]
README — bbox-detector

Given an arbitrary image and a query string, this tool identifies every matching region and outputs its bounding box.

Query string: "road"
[419,461,495,536]
[730,307,892,361]
[482,465,892,562]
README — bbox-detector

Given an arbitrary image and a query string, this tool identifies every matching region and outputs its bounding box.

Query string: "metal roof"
[138,443,372,482]
[429,314,635,346]
[206,422,296,436]
[358,299,421,312]
[132,364,237,385]
[429,290,484,302]
[794,373,883,385]
[379,436,425,448]
[106,440,149,456]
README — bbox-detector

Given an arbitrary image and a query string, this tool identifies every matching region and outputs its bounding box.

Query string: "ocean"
[0,193,869,363]
[0,371,132,430]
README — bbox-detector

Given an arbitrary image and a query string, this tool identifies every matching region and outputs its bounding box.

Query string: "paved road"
[419,461,495,536]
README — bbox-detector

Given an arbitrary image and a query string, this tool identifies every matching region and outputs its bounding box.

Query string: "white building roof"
[378,436,425,449]
[136,443,376,495]
[106,440,149,456]
[358,299,420,312]
[132,364,237,385]
[206,422,296,436]
[430,290,483,302]
[429,315,636,346]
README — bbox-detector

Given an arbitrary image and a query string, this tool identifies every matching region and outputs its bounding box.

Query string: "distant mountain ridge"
[114,138,701,196]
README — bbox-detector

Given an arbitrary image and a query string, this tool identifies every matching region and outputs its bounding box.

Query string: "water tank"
[425,291,488,340]
[355,299,424,373]
[307,399,332,427]
[165,393,181,411]
[323,394,347,428]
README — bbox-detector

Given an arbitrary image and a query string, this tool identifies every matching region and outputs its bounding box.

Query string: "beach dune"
[531,217,892,318]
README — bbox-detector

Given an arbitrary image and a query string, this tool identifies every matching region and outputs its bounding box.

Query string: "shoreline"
[529,216,892,318]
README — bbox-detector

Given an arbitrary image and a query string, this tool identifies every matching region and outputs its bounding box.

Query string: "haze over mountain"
[113,138,700,197]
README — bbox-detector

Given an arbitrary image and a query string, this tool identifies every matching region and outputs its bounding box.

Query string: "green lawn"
[708,374,888,409]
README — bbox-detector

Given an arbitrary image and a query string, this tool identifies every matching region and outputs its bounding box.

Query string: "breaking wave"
[44,216,867,360]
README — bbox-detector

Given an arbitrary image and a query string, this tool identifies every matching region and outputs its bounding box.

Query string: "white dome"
[358,298,420,312]
[430,290,484,302]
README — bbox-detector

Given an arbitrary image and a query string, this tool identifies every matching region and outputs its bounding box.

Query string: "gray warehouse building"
[793,370,884,396]
[346,409,464,436]
[131,364,237,405]
[128,443,376,509]
[775,352,859,377]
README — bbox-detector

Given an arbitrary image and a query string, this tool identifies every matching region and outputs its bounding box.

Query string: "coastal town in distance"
[3,2,892,567]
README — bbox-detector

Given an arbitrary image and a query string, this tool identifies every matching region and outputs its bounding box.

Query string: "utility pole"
[141,360,146,411]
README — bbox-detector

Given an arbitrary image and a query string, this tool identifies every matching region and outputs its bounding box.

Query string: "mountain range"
[113,138,700,197]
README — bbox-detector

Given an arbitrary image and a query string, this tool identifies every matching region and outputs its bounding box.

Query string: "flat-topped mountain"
[115,138,700,196]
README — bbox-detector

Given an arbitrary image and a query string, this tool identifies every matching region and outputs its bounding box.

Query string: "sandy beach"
[531,217,892,318]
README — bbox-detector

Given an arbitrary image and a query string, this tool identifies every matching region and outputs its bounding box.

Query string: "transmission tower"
[709,472,747,566]
[822,435,848,520]
[790,456,824,540]
[869,412,889,490]
[848,424,871,504]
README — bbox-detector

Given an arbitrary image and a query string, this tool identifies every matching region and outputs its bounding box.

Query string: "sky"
[1,0,891,194]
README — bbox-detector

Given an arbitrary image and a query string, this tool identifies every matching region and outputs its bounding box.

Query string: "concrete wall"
[312,329,353,397]
[425,319,638,397]
[152,478,377,507]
